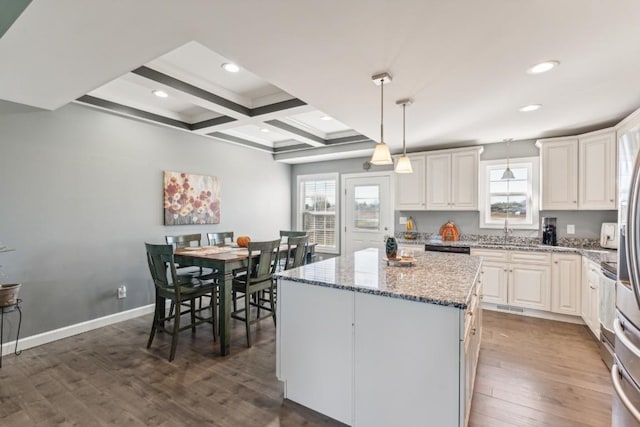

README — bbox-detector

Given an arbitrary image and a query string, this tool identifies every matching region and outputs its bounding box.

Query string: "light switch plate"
[567,224,575,234]
[399,216,407,225]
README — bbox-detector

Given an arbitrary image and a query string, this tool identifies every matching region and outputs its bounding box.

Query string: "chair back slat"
[207,231,234,246]
[165,234,202,249]
[285,235,309,270]
[279,230,307,242]
[247,239,280,283]
[145,243,181,296]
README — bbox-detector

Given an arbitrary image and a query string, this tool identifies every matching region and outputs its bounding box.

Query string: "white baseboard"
[1,303,159,357]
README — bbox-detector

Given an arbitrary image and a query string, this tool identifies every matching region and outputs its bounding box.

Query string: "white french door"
[341,172,393,255]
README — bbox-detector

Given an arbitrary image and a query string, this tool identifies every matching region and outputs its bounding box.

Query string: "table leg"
[219,272,232,356]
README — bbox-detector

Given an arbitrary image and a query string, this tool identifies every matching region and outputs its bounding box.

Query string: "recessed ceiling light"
[526,60,560,74]
[221,63,240,73]
[519,104,542,112]
[260,128,270,133]
[152,90,168,98]
[320,115,332,121]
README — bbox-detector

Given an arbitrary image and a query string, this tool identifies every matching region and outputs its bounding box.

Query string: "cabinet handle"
[504,269,508,272]
[509,269,513,272]
[554,261,558,264]
[611,199,614,202]
[573,201,577,203]
[590,285,597,289]
[471,328,477,336]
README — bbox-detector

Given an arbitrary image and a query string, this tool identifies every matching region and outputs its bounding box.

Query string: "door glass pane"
[354,185,380,229]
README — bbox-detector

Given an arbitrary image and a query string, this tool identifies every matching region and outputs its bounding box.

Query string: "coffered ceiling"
[1,1,640,163]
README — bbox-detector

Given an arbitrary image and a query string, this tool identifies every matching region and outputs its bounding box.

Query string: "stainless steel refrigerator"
[614,117,640,426]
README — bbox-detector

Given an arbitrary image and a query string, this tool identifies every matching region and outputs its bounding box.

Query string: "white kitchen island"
[275,248,483,427]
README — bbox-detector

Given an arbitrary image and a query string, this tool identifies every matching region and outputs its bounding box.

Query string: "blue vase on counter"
[385,236,398,259]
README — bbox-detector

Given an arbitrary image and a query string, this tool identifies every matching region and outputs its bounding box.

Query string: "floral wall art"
[163,171,220,225]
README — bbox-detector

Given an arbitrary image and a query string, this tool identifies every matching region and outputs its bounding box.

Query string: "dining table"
[173,242,315,356]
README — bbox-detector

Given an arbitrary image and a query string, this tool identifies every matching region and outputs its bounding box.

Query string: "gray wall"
[0,103,291,338]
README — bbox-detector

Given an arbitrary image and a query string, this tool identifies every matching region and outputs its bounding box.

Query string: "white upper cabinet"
[537,129,616,210]
[538,138,579,210]
[395,154,426,210]
[425,147,481,210]
[579,131,616,210]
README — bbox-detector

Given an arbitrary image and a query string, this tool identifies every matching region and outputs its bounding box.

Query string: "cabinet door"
[509,263,551,310]
[451,150,479,210]
[395,154,426,210]
[425,153,451,210]
[579,131,616,210]
[480,261,508,304]
[581,258,592,325]
[551,254,581,316]
[539,139,578,210]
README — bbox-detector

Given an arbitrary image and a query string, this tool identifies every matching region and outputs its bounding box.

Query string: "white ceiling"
[1,1,639,163]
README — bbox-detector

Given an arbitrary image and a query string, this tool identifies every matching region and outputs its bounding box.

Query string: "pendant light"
[394,98,413,173]
[501,139,515,180]
[369,73,393,165]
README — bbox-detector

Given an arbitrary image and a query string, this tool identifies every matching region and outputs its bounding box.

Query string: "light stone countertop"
[275,248,482,309]
[397,238,617,265]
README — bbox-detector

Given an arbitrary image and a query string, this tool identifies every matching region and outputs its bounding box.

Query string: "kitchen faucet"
[503,218,512,243]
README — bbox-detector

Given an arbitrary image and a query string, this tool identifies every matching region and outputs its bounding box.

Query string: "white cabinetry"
[579,131,616,210]
[395,153,426,209]
[537,129,616,210]
[278,277,482,427]
[472,249,581,318]
[425,147,481,210]
[551,253,582,316]
[581,257,601,337]
[472,249,550,310]
[538,138,578,210]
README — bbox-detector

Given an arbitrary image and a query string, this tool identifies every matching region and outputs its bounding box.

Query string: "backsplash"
[396,210,617,239]
[394,231,603,249]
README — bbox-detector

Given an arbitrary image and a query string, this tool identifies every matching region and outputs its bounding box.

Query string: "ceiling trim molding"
[132,66,251,116]
[326,134,372,145]
[273,140,377,162]
[265,119,326,145]
[273,143,311,153]
[191,115,237,130]
[251,98,307,116]
[76,95,192,130]
[206,131,274,153]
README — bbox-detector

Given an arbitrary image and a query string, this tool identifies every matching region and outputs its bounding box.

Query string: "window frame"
[296,173,339,254]
[479,157,540,230]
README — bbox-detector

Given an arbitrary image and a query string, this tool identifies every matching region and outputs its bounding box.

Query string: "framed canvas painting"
[163,171,220,225]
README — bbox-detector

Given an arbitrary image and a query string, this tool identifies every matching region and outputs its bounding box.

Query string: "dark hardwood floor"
[0,309,612,426]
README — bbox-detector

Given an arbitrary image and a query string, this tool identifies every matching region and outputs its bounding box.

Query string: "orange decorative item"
[439,221,460,242]
[237,236,251,247]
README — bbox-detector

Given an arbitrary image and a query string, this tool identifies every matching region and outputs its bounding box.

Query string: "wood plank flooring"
[0,309,612,426]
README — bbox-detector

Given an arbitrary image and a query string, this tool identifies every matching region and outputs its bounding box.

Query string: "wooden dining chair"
[207,231,234,246]
[145,243,217,362]
[284,235,309,270]
[231,239,280,347]
[165,233,214,279]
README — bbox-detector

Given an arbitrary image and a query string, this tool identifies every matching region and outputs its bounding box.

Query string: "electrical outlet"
[117,285,127,299]
[567,224,575,235]
[399,216,407,225]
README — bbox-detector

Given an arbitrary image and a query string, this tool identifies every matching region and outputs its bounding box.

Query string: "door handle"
[612,364,640,422]
[614,318,640,359]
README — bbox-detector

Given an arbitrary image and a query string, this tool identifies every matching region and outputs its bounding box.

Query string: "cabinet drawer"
[510,251,551,265]
[471,249,508,262]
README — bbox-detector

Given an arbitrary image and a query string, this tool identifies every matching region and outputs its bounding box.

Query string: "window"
[297,173,338,253]
[479,157,539,229]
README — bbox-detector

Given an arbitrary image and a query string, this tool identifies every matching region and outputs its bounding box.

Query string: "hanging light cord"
[402,103,407,155]
[380,78,384,144]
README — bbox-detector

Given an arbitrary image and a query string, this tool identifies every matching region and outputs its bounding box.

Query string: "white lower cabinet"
[551,253,582,315]
[581,257,601,337]
[509,263,551,311]
[472,249,580,317]
[278,278,482,427]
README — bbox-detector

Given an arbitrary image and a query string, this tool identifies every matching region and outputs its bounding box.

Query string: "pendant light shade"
[369,73,393,165]
[394,98,413,174]
[501,139,515,180]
